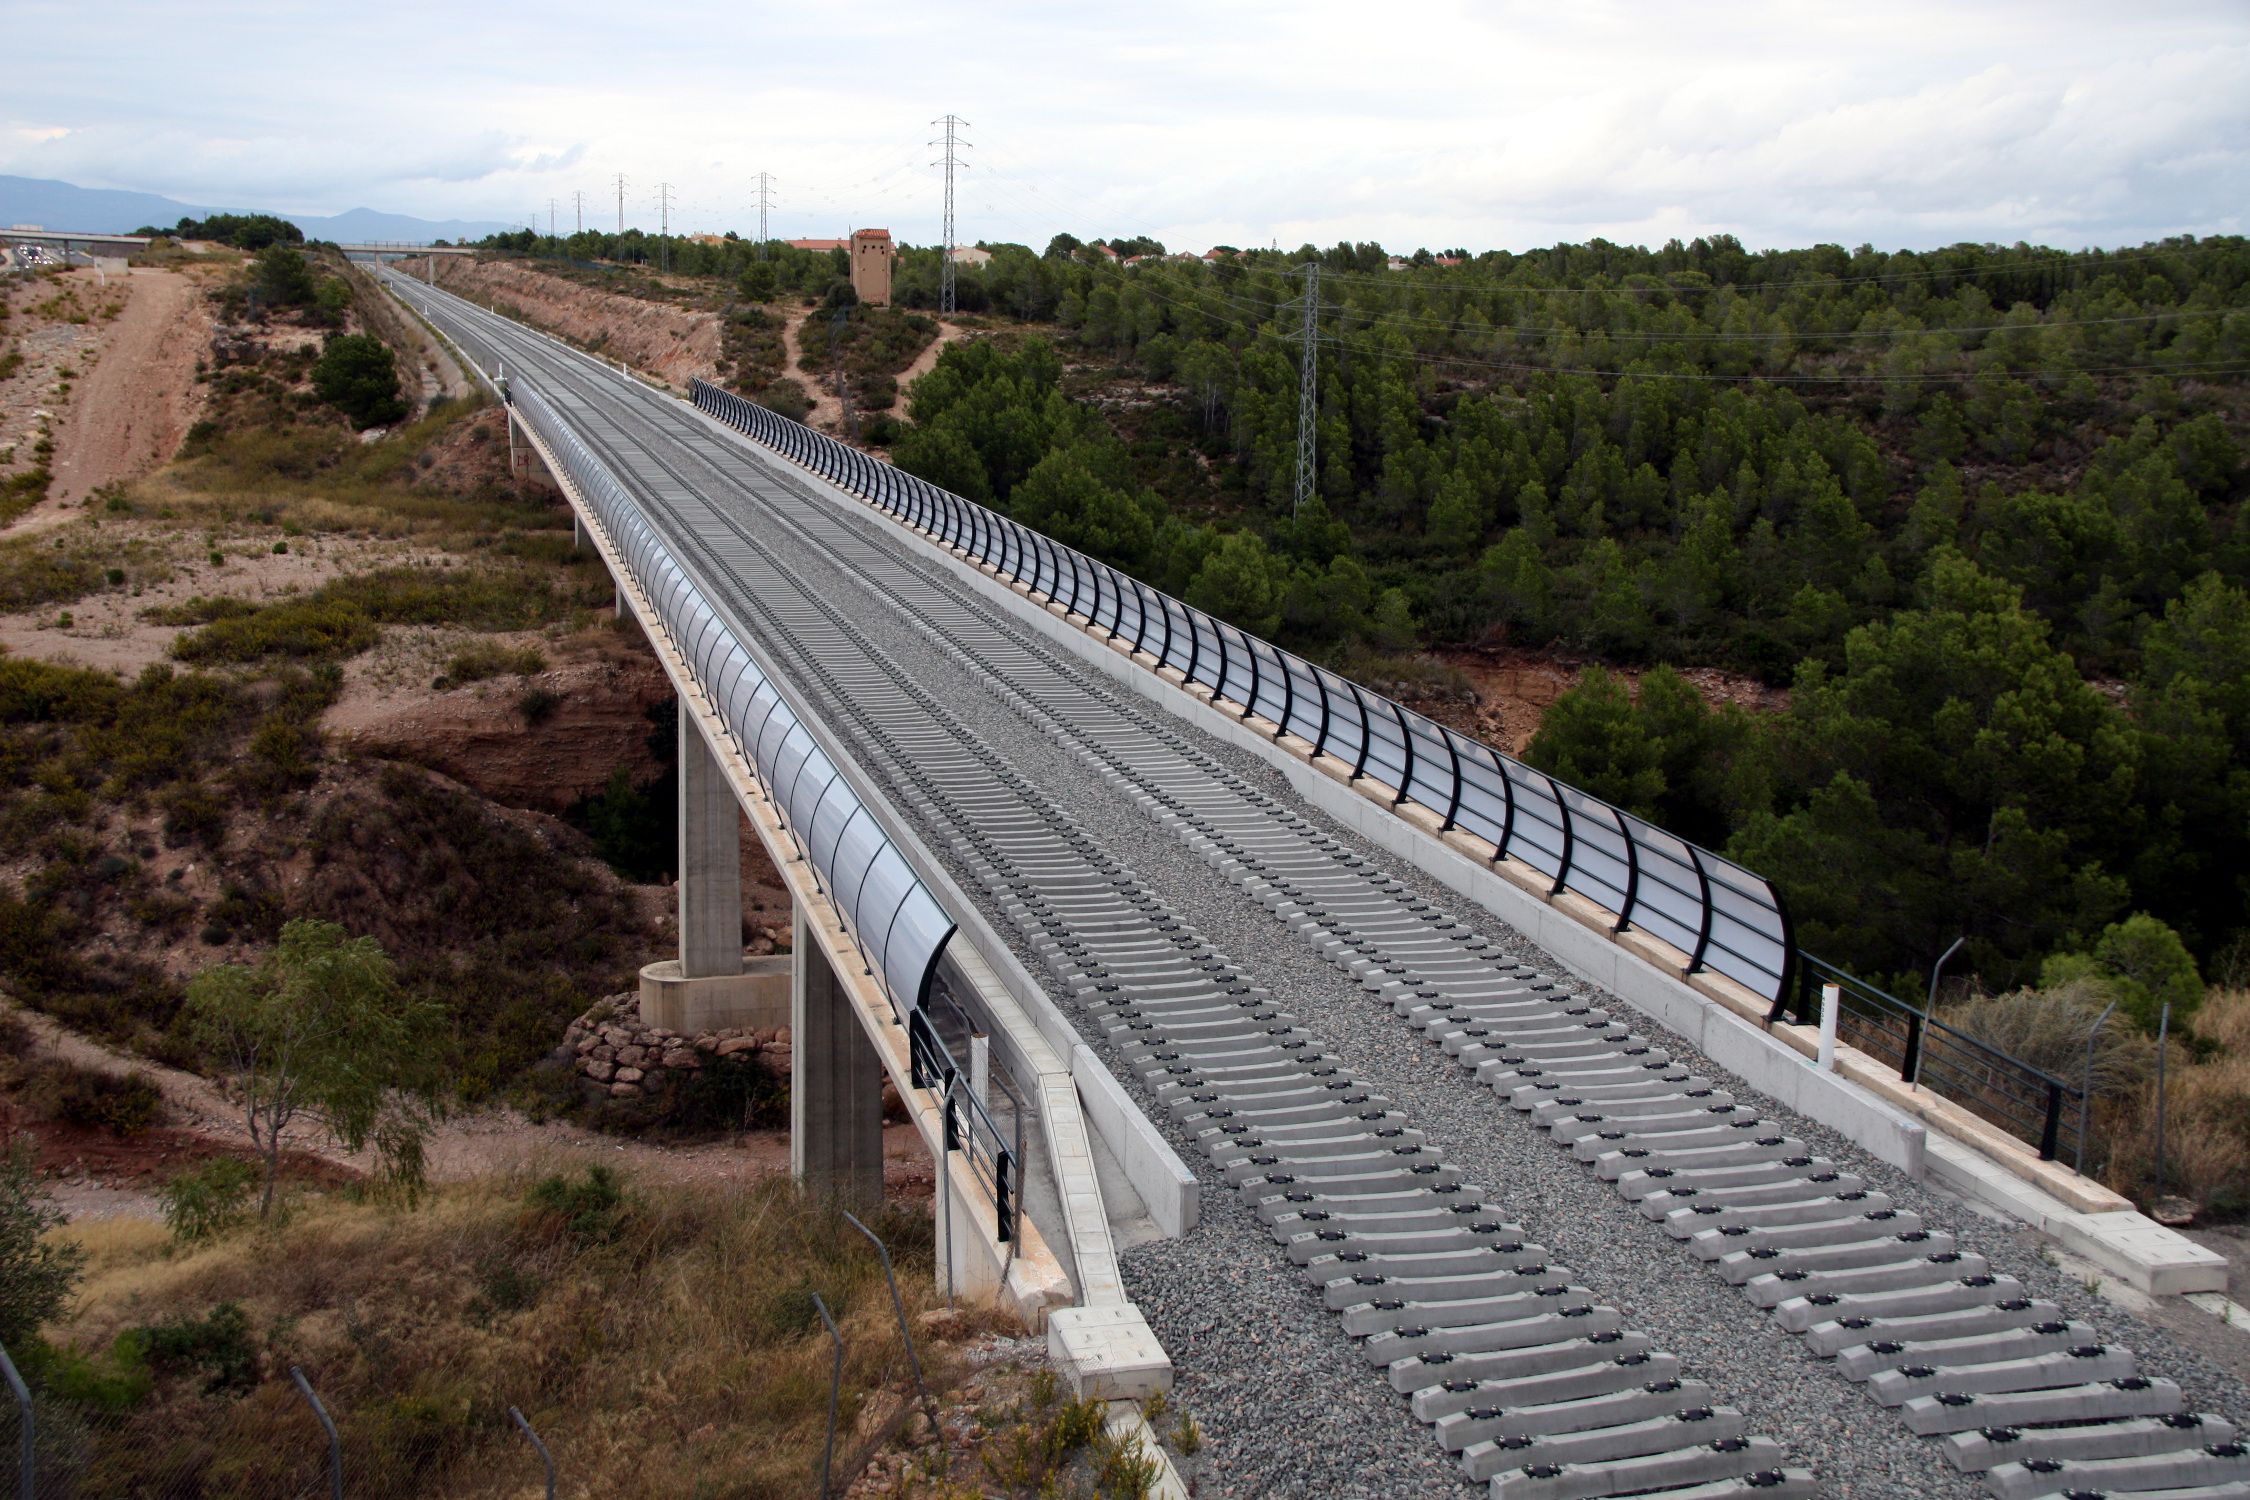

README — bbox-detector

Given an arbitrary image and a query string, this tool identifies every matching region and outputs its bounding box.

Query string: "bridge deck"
[391,273,2246,1500]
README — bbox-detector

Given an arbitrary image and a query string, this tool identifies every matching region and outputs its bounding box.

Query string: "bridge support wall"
[640,705,792,1033]
[790,906,886,1212]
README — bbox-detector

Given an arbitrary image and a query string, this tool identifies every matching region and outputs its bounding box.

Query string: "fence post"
[508,1407,556,1500]
[840,1212,943,1443]
[1817,983,1841,1072]
[2154,1001,2172,1200]
[2039,1081,2064,1162]
[3,1339,30,1500]
[1900,1011,1924,1091]
[812,1293,844,1500]
[2077,1000,2117,1175]
[290,1367,342,1500]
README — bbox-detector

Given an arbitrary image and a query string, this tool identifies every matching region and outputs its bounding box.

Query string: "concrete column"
[677,702,745,980]
[790,905,885,1209]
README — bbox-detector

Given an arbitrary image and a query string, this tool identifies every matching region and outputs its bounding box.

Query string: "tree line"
[487,223,2248,1017]
[881,237,2248,1014]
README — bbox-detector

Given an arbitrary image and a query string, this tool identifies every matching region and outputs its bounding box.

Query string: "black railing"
[1788,954,2080,1162]
[908,1004,1023,1243]
[689,379,1798,1011]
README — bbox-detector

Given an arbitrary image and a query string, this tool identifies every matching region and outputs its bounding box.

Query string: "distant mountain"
[0,176,514,244]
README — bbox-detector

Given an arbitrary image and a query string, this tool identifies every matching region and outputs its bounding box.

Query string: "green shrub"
[523,1165,630,1247]
[442,641,545,686]
[311,333,408,429]
[515,686,561,725]
[172,597,378,663]
[158,1158,259,1246]
[29,1061,163,1136]
[136,1301,259,1393]
[0,1141,84,1350]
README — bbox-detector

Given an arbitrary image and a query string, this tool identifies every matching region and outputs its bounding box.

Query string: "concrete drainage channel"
[683,405,2250,1498]
[401,277,2247,1500]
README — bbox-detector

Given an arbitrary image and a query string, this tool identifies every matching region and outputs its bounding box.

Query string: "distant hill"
[0,175,513,244]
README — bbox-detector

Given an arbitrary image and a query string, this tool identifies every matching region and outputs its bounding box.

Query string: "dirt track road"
[31,269,209,526]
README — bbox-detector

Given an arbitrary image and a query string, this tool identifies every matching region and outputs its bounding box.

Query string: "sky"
[7,0,2248,254]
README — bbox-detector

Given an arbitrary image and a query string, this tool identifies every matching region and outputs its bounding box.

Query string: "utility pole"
[658,181,672,272]
[574,190,584,234]
[752,173,776,259]
[930,114,970,314]
[615,173,627,234]
[548,198,556,238]
[1294,260,1320,517]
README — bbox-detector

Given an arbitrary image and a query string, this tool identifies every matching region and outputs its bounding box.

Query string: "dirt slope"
[30,269,211,527]
[432,257,723,389]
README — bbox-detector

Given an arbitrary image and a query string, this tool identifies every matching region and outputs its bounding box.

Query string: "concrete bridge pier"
[789,904,886,1211]
[638,706,789,1033]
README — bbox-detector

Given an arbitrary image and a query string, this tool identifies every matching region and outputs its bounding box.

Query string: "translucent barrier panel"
[687,377,1798,1007]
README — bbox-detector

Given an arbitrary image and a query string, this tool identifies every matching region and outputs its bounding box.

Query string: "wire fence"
[0,1204,939,1500]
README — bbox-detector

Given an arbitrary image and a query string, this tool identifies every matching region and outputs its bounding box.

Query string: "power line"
[931,114,970,314]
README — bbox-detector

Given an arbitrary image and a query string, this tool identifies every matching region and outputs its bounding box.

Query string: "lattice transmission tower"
[752,173,777,258]
[1294,261,1320,516]
[930,114,971,314]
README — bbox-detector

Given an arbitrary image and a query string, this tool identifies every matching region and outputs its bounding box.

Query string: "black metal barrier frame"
[1790,954,2080,1162]
[690,378,1796,1010]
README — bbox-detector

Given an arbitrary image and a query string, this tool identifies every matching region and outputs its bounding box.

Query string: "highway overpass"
[382,267,2243,1500]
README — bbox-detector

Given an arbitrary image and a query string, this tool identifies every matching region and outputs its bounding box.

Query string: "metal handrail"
[1795,952,2081,1161]
[691,377,1798,1009]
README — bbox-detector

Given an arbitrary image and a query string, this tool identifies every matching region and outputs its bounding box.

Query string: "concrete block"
[1048,1303,1173,1400]
[638,956,791,1033]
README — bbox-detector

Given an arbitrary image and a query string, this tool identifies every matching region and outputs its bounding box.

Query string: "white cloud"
[1,0,2244,249]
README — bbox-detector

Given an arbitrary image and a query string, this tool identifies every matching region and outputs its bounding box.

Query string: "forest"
[488,225,2250,1025]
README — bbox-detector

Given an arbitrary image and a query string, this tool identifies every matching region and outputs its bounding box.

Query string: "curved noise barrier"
[692,377,1796,1010]
[515,384,959,1016]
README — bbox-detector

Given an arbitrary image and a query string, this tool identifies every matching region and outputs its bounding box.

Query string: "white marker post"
[969,1032,991,1110]
[1818,983,1842,1072]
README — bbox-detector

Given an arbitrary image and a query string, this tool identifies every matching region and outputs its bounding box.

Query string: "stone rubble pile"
[560,990,790,1102]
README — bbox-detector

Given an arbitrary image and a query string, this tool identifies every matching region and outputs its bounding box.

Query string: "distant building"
[784,238,849,252]
[948,245,993,268]
[850,227,893,306]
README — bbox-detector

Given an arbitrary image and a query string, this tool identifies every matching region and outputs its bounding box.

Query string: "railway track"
[390,272,2246,1499]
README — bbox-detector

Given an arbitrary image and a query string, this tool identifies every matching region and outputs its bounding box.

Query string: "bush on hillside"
[311,333,408,429]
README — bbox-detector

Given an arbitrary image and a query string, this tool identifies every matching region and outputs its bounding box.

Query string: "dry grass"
[2054,987,2250,1214]
[40,1159,1000,1499]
